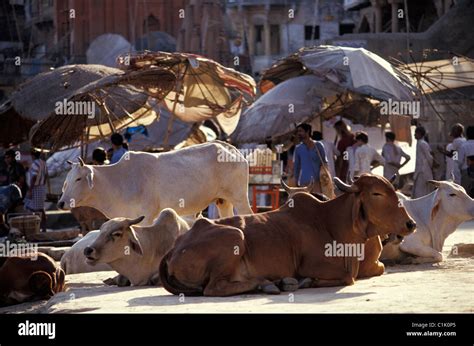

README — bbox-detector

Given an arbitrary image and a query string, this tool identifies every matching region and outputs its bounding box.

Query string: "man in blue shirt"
[293,123,328,193]
[110,133,128,164]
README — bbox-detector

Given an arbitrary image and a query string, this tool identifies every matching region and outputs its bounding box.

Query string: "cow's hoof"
[279,277,298,292]
[298,278,313,289]
[103,277,117,286]
[259,283,281,295]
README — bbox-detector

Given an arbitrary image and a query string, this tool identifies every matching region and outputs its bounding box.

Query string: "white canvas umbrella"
[259,45,418,102]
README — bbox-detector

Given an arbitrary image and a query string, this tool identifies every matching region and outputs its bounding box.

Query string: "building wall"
[54,0,185,61]
[226,0,359,75]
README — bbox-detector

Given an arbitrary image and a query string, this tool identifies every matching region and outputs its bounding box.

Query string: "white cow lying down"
[381,180,474,264]
[58,141,253,225]
[60,215,197,276]
[83,208,190,286]
[60,230,113,274]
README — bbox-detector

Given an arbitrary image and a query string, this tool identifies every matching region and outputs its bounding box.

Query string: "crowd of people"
[286,120,474,199]
[0,123,473,233]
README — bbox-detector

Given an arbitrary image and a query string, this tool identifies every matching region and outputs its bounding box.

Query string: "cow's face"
[58,163,94,210]
[335,174,416,239]
[429,180,474,221]
[84,216,145,265]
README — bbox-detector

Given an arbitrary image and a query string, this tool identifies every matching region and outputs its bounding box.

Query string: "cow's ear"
[128,228,143,256]
[428,180,441,188]
[351,194,369,238]
[430,193,441,221]
[86,170,94,189]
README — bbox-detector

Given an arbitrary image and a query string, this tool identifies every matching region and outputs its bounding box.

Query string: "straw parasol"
[0,65,139,147]
[395,51,474,122]
[117,51,256,143]
[29,67,176,150]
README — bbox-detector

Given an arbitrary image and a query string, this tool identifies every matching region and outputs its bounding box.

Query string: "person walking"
[312,131,338,178]
[412,126,435,198]
[382,132,411,185]
[293,123,328,193]
[353,131,385,176]
[24,149,48,232]
[334,120,356,182]
[438,123,465,184]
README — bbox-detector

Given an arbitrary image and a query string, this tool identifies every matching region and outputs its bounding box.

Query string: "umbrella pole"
[163,95,178,150]
[163,64,189,150]
[80,131,84,159]
[320,114,323,138]
[84,126,90,160]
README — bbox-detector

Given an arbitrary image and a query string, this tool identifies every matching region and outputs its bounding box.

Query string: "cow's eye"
[372,192,382,196]
[449,193,456,197]
[75,178,82,182]
[111,232,122,239]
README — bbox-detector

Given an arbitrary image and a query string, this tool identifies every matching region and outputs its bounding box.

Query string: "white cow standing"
[58,141,253,225]
[381,180,474,264]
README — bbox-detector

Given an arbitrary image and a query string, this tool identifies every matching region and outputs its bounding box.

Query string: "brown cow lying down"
[159,174,416,296]
[281,178,387,279]
[0,253,65,306]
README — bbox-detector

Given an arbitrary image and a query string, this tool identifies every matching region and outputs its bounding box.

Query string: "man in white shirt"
[412,126,434,198]
[353,131,385,176]
[437,123,466,184]
[382,131,410,186]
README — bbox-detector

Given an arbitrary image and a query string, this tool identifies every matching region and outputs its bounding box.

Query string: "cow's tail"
[159,251,203,296]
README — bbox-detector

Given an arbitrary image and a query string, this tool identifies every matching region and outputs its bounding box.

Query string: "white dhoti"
[412,171,433,198]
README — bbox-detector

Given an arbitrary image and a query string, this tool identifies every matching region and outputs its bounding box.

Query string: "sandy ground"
[1,221,473,314]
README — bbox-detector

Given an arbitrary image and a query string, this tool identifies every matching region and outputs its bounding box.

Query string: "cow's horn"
[78,157,85,166]
[389,174,398,184]
[428,180,441,187]
[305,178,315,193]
[449,172,455,182]
[281,178,291,192]
[127,215,145,226]
[334,177,359,193]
